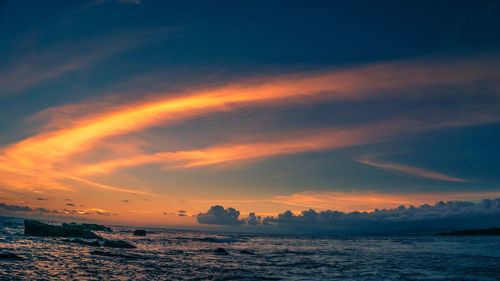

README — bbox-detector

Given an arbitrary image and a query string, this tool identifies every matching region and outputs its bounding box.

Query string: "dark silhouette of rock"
[239,249,254,255]
[103,239,136,248]
[133,229,147,236]
[63,222,112,232]
[0,252,23,260]
[214,247,229,255]
[438,227,500,236]
[24,220,103,239]
[195,237,240,243]
[62,238,101,247]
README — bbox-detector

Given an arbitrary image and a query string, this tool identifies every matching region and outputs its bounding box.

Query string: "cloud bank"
[197,198,500,234]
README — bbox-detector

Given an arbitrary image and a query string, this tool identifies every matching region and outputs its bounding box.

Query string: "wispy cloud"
[0,54,498,194]
[73,110,499,175]
[74,121,405,174]
[0,30,169,97]
[357,156,467,182]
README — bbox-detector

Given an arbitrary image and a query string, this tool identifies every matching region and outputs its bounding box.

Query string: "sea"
[1,217,500,280]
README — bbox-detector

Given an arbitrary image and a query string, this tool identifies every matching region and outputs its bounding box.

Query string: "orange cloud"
[0,54,498,194]
[74,121,407,175]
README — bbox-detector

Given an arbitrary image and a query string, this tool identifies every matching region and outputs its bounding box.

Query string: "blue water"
[1,217,500,280]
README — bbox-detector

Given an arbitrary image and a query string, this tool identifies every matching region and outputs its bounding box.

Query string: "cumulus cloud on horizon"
[197,198,500,234]
[196,205,243,225]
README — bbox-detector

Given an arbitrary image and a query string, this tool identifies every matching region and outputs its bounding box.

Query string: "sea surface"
[1,217,500,280]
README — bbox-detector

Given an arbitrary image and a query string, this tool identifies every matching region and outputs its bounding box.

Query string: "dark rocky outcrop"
[62,238,101,247]
[239,249,254,255]
[103,239,136,249]
[63,222,112,232]
[195,237,240,243]
[0,252,23,260]
[24,220,103,239]
[214,248,229,255]
[133,229,147,236]
[438,227,500,236]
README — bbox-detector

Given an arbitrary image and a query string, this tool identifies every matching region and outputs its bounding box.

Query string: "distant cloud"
[0,202,114,217]
[198,198,500,234]
[36,197,48,201]
[122,200,130,203]
[0,203,33,212]
[245,212,261,225]
[34,207,51,213]
[197,205,243,225]
[66,203,75,206]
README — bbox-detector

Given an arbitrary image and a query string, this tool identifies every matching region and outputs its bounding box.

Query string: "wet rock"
[239,249,254,255]
[133,229,147,236]
[214,248,229,255]
[0,252,23,260]
[103,239,136,249]
[195,237,240,243]
[24,220,103,239]
[62,238,101,247]
[63,222,112,232]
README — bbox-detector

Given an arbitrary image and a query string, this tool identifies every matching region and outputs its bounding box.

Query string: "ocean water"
[1,218,500,280]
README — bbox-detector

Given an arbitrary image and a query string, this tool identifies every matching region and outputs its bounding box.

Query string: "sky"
[1,0,500,231]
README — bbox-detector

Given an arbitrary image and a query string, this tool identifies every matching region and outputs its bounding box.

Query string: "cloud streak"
[74,121,405,174]
[357,157,467,182]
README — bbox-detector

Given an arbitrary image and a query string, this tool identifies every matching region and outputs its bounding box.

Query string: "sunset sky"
[1,0,500,227]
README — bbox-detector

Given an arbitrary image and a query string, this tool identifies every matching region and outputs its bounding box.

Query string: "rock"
[133,229,147,236]
[0,252,23,260]
[63,222,112,232]
[24,220,103,239]
[195,237,239,243]
[239,249,254,255]
[103,239,136,249]
[214,247,229,255]
[62,238,101,247]
[438,228,500,236]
